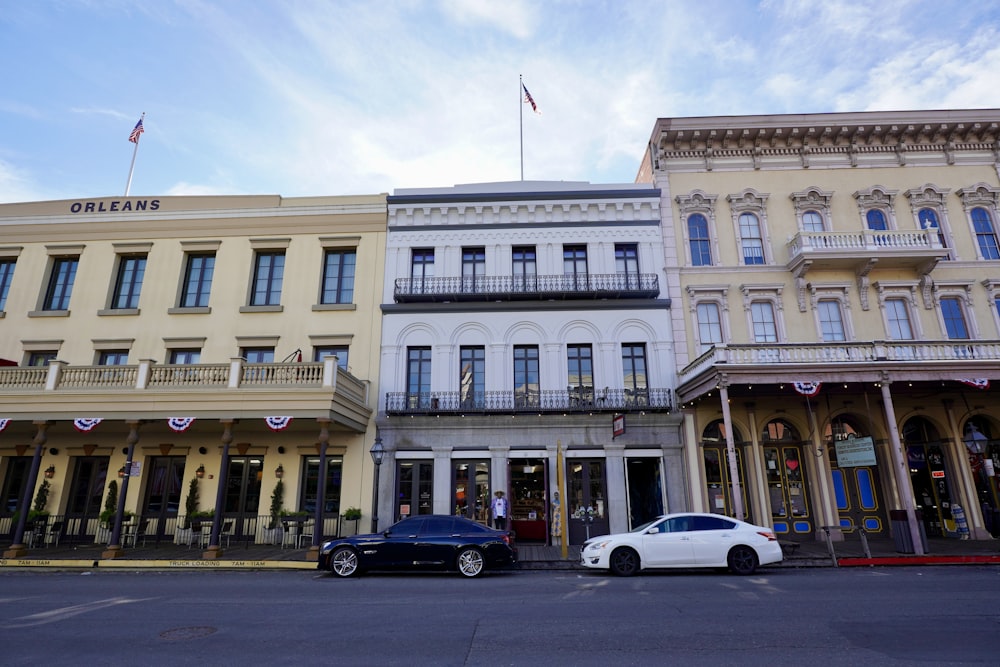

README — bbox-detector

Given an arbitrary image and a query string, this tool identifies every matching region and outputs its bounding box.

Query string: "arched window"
[971,207,1000,259]
[761,419,800,442]
[702,419,743,443]
[688,214,712,266]
[802,210,825,232]
[738,213,765,265]
[866,209,888,230]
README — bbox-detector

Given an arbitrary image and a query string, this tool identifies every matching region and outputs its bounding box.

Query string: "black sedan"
[318,515,517,577]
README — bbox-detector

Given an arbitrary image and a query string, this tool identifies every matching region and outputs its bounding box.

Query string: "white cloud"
[0,159,44,204]
[437,0,539,40]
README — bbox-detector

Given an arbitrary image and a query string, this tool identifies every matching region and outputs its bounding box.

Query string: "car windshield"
[630,517,663,533]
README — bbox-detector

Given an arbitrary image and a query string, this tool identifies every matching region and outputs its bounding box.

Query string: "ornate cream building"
[0,194,386,558]
[639,110,1000,551]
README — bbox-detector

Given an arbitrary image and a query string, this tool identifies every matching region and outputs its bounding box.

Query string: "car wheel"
[456,547,485,577]
[609,547,639,577]
[330,546,360,577]
[727,545,759,575]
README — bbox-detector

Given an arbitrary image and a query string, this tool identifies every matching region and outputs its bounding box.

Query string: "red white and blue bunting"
[958,378,990,390]
[167,417,196,432]
[0,418,9,432]
[73,418,103,432]
[792,382,822,397]
[265,416,293,431]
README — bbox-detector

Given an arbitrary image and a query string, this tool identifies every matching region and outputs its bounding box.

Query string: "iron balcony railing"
[393,273,659,302]
[384,387,672,415]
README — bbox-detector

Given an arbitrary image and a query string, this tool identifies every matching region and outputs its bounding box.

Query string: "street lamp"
[369,429,385,533]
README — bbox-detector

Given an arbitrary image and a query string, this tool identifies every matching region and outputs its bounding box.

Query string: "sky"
[3,0,1000,204]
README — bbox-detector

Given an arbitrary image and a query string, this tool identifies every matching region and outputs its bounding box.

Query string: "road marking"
[2,596,156,628]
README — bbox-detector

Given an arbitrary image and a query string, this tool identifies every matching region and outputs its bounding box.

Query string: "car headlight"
[585,540,612,551]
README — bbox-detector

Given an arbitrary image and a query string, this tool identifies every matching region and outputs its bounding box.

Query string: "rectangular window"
[461,247,485,292]
[411,249,434,292]
[169,349,201,364]
[941,297,969,339]
[181,253,215,307]
[0,259,14,310]
[621,343,648,393]
[99,350,129,365]
[321,249,356,304]
[563,245,588,289]
[459,346,485,407]
[886,298,914,340]
[750,301,778,343]
[242,347,274,363]
[301,455,343,514]
[972,208,1000,260]
[817,300,846,342]
[251,251,285,306]
[28,351,57,367]
[44,257,78,310]
[512,246,536,291]
[615,244,640,288]
[407,347,432,408]
[314,346,349,370]
[696,303,723,352]
[567,344,593,392]
[112,255,146,309]
[513,345,539,407]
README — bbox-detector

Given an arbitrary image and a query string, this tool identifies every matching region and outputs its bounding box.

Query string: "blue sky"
[2,0,1000,203]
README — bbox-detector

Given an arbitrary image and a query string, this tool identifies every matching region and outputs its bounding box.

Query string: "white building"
[376,181,682,545]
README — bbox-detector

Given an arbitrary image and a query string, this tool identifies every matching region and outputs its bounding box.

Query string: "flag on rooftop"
[128,117,144,143]
[522,82,540,114]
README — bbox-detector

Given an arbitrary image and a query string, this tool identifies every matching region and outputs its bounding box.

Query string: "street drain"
[160,626,218,641]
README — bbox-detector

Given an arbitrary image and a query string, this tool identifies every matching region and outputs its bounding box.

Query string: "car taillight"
[501,533,511,546]
[757,531,777,541]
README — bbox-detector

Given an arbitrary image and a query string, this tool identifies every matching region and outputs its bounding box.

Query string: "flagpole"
[519,75,524,181]
[125,112,144,196]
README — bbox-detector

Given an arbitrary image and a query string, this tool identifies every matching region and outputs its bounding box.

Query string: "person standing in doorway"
[491,490,508,530]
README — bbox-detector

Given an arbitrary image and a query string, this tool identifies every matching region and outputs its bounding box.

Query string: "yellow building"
[0,193,386,558]
[639,110,1000,550]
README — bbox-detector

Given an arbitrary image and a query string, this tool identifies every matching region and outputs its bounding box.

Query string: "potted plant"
[26,479,51,525]
[175,477,201,545]
[265,479,284,544]
[343,507,361,536]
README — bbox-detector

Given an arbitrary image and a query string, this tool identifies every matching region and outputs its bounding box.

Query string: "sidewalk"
[1,534,998,571]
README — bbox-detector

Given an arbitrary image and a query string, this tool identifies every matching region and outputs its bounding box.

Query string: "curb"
[837,555,1000,567]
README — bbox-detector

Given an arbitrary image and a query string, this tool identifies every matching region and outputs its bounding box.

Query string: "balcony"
[0,358,371,429]
[393,273,659,303]
[785,229,948,276]
[677,340,1000,402]
[384,387,672,415]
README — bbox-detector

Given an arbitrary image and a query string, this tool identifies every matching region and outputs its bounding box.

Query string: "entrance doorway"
[509,458,548,543]
[625,457,664,529]
[1,457,31,538]
[962,416,1000,537]
[702,418,752,519]
[903,417,955,538]
[142,456,185,544]
[452,460,489,525]
[224,456,263,542]
[66,456,109,543]
[396,461,433,520]
[827,414,886,534]
[567,459,609,544]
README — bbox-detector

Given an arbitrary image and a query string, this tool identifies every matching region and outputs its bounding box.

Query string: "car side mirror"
[383,530,391,537]
[646,527,659,534]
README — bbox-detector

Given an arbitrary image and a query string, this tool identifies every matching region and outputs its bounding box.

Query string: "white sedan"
[580,512,783,576]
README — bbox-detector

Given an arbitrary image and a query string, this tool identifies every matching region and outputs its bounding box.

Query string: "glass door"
[567,459,608,544]
[224,456,263,541]
[142,456,185,544]
[67,456,109,543]
[509,459,548,543]
[396,461,433,521]
[452,460,489,524]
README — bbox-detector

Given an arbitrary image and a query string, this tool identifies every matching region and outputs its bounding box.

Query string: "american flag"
[522,82,540,114]
[128,117,144,143]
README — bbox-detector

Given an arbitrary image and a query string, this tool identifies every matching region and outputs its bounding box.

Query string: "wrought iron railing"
[384,387,672,415]
[393,273,659,302]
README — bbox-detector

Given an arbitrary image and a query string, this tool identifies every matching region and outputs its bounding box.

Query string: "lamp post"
[369,429,385,533]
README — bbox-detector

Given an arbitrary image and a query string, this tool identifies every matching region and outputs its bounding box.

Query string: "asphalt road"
[1,566,999,666]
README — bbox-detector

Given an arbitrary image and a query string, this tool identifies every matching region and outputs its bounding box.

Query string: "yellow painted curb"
[1,559,96,568]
